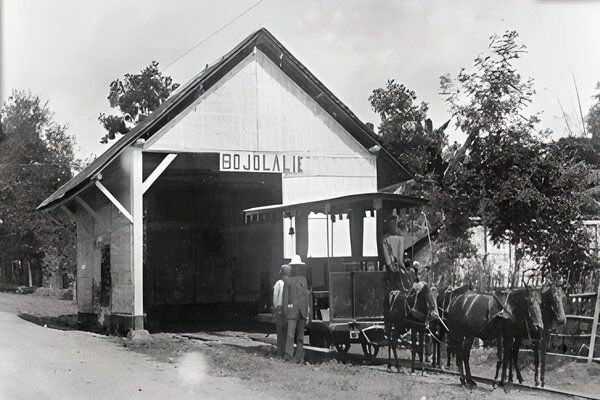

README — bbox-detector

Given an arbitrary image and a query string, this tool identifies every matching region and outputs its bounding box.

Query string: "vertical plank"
[588,282,600,364]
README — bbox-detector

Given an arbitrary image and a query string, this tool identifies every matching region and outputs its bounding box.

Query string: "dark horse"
[447,287,544,387]
[384,282,445,374]
[506,279,566,387]
[430,283,471,369]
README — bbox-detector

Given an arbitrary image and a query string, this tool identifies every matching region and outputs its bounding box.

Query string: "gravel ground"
[0,291,76,317]
[2,292,598,400]
[117,332,593,400]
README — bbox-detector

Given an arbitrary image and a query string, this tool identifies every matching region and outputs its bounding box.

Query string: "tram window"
[363,212,378,257]
[307,213,328,257]
[307,212,351,257]
[331,214,351,257]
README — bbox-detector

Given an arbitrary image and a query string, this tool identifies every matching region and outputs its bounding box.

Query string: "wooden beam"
[95,180,133,223]
[131,141,145,330]
[60,204,77,224]
[75,196,109,231]
[43,210,71,232]
[142,153,177,194]
[589,283,600,364]
[60,204,91,236]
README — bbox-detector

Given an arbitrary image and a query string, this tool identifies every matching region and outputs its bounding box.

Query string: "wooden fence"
[552,283,600,363]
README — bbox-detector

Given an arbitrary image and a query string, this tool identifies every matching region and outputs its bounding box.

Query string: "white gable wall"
[146,50,377,204]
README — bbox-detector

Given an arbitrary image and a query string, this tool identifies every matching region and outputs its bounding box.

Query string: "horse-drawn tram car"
[244,192,429,357]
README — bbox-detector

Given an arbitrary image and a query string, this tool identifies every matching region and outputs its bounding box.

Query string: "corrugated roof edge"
[37,27,412,211]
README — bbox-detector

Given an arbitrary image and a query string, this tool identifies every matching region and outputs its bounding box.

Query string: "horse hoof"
[460,378,466,386]
[534,381,539,387]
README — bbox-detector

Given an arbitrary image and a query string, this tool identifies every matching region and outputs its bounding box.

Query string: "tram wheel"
[361,342,379,359]
[335,343,350,353]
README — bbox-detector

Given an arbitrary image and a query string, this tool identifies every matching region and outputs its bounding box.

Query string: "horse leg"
[419,329,426,375]
[432,336,437,367]
[391,330,401,373]
[540,332,548,387]
[500,331,513,388]
[385,324,394,371]
[463,337,477,387]
[512,337,524,384]
[446,331,453,369]
[411,328,417,374]
[493,337,503,388]
[450,334,466,386]
[533,339,540,387]
[389,329,395,370]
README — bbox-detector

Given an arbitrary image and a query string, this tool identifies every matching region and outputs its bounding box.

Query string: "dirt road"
[1,292,594,400]
[0,310,272,400]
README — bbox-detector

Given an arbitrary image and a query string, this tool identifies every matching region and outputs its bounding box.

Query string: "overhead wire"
[161,0,266,71]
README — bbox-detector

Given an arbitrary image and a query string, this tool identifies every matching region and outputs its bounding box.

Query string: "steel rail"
[245,335,599,400]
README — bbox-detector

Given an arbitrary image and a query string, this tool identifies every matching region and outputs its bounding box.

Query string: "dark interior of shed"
[142,153,282,331]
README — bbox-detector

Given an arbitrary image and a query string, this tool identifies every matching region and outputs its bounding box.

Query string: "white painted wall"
[146,49,377,204]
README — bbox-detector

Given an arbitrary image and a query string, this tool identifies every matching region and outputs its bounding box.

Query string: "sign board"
[220,151,305,174]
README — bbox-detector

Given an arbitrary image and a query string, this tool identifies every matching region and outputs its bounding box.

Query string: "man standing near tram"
[284,255,310,363]
[273,264,291,358]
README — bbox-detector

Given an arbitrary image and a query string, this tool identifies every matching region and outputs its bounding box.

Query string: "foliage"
[587,82,600,140]
[439,31,591,279]
[369,80,449,177]
[0,90,77,285]
[369,80,472,271]
[98,61,180,143]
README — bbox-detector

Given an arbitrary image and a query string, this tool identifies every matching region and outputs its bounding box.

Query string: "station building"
[37,28,411,332]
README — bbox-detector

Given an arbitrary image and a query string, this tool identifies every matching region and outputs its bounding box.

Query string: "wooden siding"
[146,49,377,204]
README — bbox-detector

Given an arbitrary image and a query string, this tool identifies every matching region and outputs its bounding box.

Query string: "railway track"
[247,335,598,400]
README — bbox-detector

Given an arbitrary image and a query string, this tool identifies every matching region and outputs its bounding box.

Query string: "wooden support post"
[295,211,308,261]
[131,140,145,331]
[142,153,177,194]
[588,283,600,364]
[95,180,133,223]
[349,207,364,258]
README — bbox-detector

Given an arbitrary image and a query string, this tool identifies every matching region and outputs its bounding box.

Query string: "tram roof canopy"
[243,192,428,220]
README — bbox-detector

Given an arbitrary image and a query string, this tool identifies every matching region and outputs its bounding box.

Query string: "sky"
[2,0,600,160]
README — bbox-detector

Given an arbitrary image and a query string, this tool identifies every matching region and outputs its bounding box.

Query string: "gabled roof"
[37,28,412,211]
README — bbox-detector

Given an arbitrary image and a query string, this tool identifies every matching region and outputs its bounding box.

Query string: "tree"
[369,80,469,272]
[587,82,600,140]
[0,90,78,286]
[369,80,449,177]
[98,61,180,143]
[440,31,591,280]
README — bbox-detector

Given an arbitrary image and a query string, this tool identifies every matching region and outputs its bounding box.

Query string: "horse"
[491,285,544,387]
[383,282,445,374]
[507,279,566,387]
[447,287,544,387]
[430,283,472,369]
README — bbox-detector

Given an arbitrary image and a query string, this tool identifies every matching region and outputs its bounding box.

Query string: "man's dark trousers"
[274,307,287,357]
[285,316,305,362]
